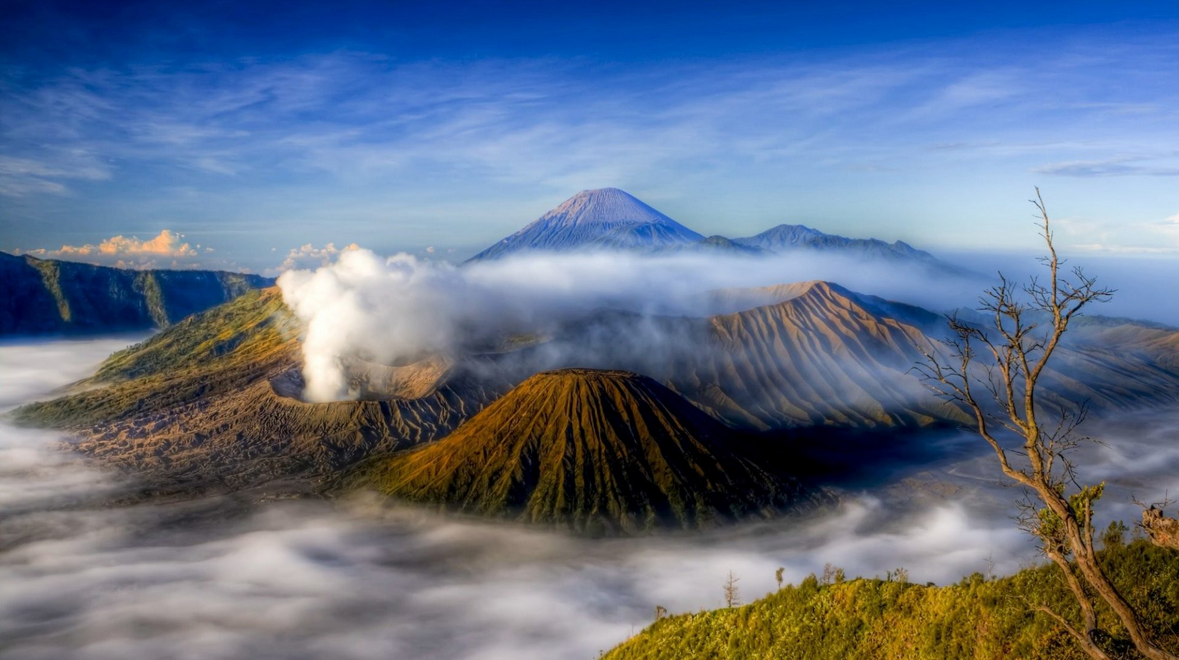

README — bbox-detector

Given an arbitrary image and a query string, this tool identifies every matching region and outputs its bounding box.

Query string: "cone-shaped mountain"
[467,188,703,261]
[340,368,823,534]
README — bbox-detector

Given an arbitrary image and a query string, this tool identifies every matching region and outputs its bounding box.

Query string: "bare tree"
[916,189,1178,660]
[775,567,785,591]
[723,571,741,608]
[654,605,667,621]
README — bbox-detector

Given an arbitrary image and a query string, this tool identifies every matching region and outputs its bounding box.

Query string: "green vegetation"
[606,539,1179,660]
[94,287,296,382]
[12,288,298,428]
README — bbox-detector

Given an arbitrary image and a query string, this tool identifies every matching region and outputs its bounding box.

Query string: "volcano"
[340,368,823,533]
[466,188,703,261]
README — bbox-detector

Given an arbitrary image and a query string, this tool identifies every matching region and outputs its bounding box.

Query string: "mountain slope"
[340,368,825,533]
[467,188,702,261]
[604,540,1179,660]
[686,281,963,429]
[12,288,507,492]
[0,252,273,336]
[518,282,967,430]
[521,281,1179,430]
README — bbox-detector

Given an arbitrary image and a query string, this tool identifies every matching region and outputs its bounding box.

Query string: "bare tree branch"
[916,189,1173,660]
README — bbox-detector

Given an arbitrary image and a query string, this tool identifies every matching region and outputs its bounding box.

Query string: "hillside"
[339,369,827,533]
[605,540,1179,660]
[11,288,508,492]
[0,251,272,336]
[467,188,702,260]
[685,281,964,429]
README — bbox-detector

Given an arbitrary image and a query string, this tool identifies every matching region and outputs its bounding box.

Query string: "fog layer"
[4,338,1178,660]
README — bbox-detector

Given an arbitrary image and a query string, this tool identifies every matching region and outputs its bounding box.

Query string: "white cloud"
[273,242,361,275]
[21,230,208,269]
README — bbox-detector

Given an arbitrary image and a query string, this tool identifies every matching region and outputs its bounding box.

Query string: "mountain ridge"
[464,188,963,272]
[0,251,273,336]
[732,223,938,264]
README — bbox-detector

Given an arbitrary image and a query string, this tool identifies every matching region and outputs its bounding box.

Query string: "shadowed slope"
[342,369,825,533]
[0,251,272,336]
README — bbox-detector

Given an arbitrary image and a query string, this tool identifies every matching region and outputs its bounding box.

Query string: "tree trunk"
[1045,548,1099,639]
[1044,487,1179,660]
[1072,545,1179,660]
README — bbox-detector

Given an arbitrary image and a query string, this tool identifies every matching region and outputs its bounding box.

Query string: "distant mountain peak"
[733,224,944,265]
[466,189,702,261]
[540,187,674,229]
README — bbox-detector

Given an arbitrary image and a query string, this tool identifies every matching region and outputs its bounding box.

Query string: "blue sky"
[2,1,1178,272]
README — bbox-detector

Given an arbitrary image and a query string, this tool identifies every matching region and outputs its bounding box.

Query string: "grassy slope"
[11,287,504,490]
[13,288,298,428]
[605,541,1179,660]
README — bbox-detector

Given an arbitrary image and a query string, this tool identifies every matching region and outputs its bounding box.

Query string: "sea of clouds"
[3,336,1177,660]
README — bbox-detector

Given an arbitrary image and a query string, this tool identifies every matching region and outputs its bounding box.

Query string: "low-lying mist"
[4,338,1177,660]
[277,249,987,401]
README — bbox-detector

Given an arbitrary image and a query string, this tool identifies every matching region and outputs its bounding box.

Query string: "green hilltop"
[605,538,1179,660]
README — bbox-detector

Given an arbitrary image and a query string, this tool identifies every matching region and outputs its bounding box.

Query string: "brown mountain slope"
[12,288,508,492]
[530,281,1179,430]
[684,281,965,429]
[340,369,827,533]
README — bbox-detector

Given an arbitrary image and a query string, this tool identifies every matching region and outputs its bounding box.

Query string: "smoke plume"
[277,249,985,402]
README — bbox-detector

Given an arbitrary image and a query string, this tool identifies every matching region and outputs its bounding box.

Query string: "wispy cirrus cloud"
[3,28,1179,266]
[1034,156,1179,177]
[0,154,111,196]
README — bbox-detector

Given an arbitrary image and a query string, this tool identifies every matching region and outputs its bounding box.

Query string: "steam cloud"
[277,249,987,402]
